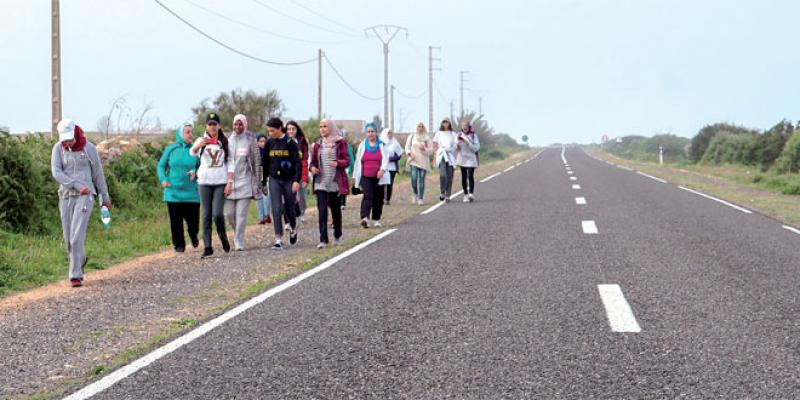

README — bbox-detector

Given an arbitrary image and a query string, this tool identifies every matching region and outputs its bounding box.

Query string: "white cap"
[57,119,76,142]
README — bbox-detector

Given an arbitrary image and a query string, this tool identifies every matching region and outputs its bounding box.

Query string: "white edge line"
[480,172,502,183]
[421,201,446,215]
[635,171,667,184]
[449,189,464,200]
[678,186,753,214]
[616,165,634,171]
[597,284,641,333]
[63,228,399,400]
[782,225,800,235]
[503,165,515,172]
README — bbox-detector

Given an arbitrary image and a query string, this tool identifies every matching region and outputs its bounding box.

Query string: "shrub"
[773,132,800,174]
[689,123,758,163]
[701,132,759,165]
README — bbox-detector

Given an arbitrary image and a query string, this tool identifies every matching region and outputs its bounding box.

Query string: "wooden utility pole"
[460,71,469,118]
[317,49,323,119]
[428,46,441,132]
[52,0,62,137]
[364,25,408,126]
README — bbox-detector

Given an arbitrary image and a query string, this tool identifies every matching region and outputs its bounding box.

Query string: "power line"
[323,54,383,101]
[286,0,361,35]
[250,0,358,37]
[155,0,317,66]
[394,86,426,100]
[181,0,345,45]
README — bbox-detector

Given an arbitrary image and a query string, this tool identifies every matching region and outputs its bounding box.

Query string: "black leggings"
[385,171,398,202]
[167,202,200,250]
[315,190,342,243]
[360,177,385,220]
[460,167,476,194]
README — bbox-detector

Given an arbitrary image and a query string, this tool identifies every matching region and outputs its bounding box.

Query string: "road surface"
[67,147,800,399]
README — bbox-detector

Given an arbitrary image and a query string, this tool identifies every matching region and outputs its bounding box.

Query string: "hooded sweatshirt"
[404,125,433,172]
[51,125,111,203]
[157,126,200,203]
[455,128,481,168]
[380,129,404,172]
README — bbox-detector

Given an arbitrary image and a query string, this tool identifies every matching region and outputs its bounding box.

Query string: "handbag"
[351,185,362,195]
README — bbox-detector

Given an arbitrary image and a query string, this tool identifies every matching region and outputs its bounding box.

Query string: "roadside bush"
[106,150,161,210]
[773,132,800,174]
[701,132,759,165]
[689,122,757,163]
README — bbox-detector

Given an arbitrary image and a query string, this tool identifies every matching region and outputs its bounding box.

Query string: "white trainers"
[411,195,418,204]
[469,194,475,202]
[373,220,382,227]
[462,195,470,203]
[360,218,369,229]
[418,198,424,206]
[316,242,327,250]
[333,237,343,246]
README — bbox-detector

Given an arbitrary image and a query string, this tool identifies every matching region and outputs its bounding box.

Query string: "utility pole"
[364,25,408,126]
[390,84,395,131]
[450,100,454,122]
[428,46,441,132]
[460,71,469,119]
[317,49,323,120]
[52,0,62,137]
[478,96,482,116]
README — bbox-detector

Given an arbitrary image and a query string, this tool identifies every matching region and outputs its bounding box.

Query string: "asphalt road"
[67,147,800,399]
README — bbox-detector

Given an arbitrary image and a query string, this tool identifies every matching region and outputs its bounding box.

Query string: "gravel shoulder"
[0,150,533,400]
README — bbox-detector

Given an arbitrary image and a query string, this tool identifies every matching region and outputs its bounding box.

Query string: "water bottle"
[100,197,111,228]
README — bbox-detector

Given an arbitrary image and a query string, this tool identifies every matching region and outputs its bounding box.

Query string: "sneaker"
[411,195,418,204]
[340,204,346,210]
[190,236,199,248]
[201,247,214,259]
[221,238,231,253]
[418,198,424,206]
[384,200,390,206]
[463,196,470,203]
[360,218,369,229]
[300,215,306,224]
[81,256,88,276]
[445,197,451,203]
[235,247,244,252]
[316,242,327,250]
[70,278,83,288]
[289,227,298,246]
[469,194,475,202]
[271,240,284,250]
[439,194,445,202]
[333,237,343,246]
[373,220,382,228]
[265,216,272,224]
[175,247,185,253]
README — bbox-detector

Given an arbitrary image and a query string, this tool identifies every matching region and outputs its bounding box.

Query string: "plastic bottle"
[100,197,111,228]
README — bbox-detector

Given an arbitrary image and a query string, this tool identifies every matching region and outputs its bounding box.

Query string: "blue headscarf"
[364,123,378,133]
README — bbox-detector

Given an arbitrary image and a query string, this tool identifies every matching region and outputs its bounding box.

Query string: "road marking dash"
[783,225,800,235]
[575,197,586,205]
[567,171,573,175]
[636,171,667,183]
[572,184,581,190]
[570,177,577,181]
[678,186,752,214]
[616,164,634,171]
[480,172,502,183]
[598,284,641,333]
[449,190,464,200]
[582,220,598,234]
[503,165,515,172]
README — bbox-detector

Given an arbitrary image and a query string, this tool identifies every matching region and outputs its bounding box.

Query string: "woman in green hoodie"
[157,124,200,252]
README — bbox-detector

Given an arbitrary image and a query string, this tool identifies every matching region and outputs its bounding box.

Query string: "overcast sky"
[3,0,800,145]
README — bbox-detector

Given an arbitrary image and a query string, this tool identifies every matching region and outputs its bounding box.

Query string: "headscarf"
[379,128,393,143]
[321,118,339,138]
[62,124,87,152]
[364,122,378,133]
[414,121,428,139]
[233,114,248,132]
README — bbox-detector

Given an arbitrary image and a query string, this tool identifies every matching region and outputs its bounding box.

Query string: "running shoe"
[271,240,284,250]
[360,218,369,229]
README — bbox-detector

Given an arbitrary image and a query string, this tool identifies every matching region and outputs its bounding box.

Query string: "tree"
[689,122,757,163]
[521,135,529,145]
[192,89,285,132]
[371,115,383,132]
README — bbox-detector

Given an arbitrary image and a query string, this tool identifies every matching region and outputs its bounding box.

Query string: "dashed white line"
[480,172,501,183]
[575,197,586,205]
[63,228,399,400]
[616,164,634,172]
[582,220,598,234]
[570,177,577,181]
[503,165,515,172]
[635,171,667,183]
[567,171,574,175]
[782,225,800,235]
[597,284,641,333]
[421,201,446,215]
[678,186,753,214]
[449,190,464,200]
[561,145,567,164]
[572,184,581,190]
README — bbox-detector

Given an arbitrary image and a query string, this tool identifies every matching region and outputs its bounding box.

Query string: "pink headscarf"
[233,114,248,131]
[321,118,339,137]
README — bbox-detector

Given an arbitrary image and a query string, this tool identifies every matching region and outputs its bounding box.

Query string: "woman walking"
[224,114,262,251]
[190,112,232,258]
[339,130,356,210]
[380,128,404,205]
[309,118,350,248]
[51,119,112,287]
[285,121,309,224]
[455,121,481,203]
[353,123,390,228]
[256,134,272,225]
[157,123,200,253]
[261,117,301,250]
[404,121,433,205]
[433,119,457,202]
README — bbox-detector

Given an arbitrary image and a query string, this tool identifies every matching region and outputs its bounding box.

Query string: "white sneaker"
[462,196,470,203]
[316,242,327,250]
[418,198,424,206]
[411,195,418,204]
[333,237,343,246]
[469,194,475,202]
[360,218,369,229]
[373,220,382,227]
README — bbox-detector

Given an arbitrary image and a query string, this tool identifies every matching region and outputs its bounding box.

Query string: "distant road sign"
[601,134,609,143]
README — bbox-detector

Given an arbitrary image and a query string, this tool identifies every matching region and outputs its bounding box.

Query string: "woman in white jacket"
[380,128,404,205]
[433,119,457,202]
[353,123,391,228]
[455,121,481,202]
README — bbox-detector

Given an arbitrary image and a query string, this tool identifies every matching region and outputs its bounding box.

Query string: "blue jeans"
[410,166,427,200]
[257,192,271,219]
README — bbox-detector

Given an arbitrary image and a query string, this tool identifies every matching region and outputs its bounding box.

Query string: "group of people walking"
[50,114,481,286]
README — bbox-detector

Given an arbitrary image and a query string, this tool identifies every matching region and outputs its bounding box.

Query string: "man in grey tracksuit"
[50,119,111,287]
